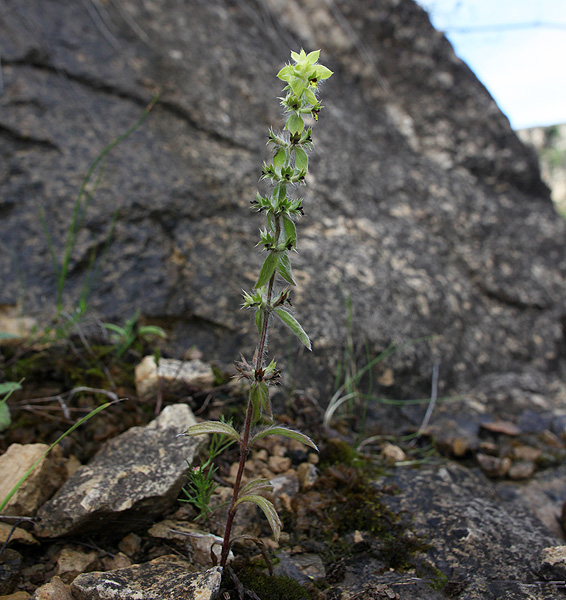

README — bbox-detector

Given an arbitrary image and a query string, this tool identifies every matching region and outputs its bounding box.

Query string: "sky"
[415,0,566,130]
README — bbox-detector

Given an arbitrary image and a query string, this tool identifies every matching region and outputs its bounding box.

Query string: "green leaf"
[138,325,167,339]
[277,65,292,81]
[272,148,286,170]
[312,64,333,81]
[294,147,308,172]
[274,182,287,205]
[289,76,305,98]
[276,252,296,286]
[282,216,297,246]
[103,323,125,336]
[239,478,273,498]
[250,381,271,423]
[260,384,272,421]
[0,402,11,432]
[250,425,318,451]
[273,308,311,350]
[183,421,241,443]
[255,252,278,289]
[0,382,22,397]
[235,494,281,541]
[285,113,305,134]
[249,382,262,423]
[303,88,318,106]
[306,50,321,65]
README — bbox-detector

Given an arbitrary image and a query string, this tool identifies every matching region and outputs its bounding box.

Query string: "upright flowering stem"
[184,49,332,570]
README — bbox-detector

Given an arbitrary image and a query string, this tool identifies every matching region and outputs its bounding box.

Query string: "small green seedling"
[181,49,332,567]
[103,310,166,358]
[0,379,22,432]
[180,423,235,522]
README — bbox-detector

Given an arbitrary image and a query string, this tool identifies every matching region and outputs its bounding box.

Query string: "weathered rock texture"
[376,463,563,600]
[35,404,199,538]
[1,0,565,401]
[71,558,221,600]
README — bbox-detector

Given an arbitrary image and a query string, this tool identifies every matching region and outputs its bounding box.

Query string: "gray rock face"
[35,404,199,538]
[378,463,562,599]
[1,0,564,401]
[71,557,221,600]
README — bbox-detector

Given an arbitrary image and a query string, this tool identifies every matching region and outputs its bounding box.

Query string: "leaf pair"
[182,421,318,452]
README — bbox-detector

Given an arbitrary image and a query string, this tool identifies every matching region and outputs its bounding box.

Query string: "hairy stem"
[220,220,280,568]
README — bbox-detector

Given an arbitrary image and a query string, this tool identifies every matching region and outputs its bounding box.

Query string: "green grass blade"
[54,94,159,312]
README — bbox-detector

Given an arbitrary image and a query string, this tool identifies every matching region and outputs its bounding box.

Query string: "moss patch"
[289,459,430,576]
[228,564,312,600]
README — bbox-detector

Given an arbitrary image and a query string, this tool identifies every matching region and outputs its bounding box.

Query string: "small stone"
[270,473,299,497]
[512,445,542,462]
[481,421,521,436]
[65,455,82,478]
[71,556,222,600]
[118,533,142,558]
[0,305,37,342]
[451,437,470,457]
[274,551,326,584]
[476,453,511,478]
[540,430,563,449]
[278,492,294,514]
[252,449,268,462]
[0,523,38,546]
[102,552,131,571]
[288,439,308,453]
[29,575,72,600]
[507,460,536,480]
[0,444,66,517]
[0,592,31,600]
[55,547,99,584]
[296,463,319,491]
[380,443,406,464]
[377,368,394,386]
[308,452,319,465]
[353,530,364,544]
[272,444,287,458]
[540,546,566,581]
[268,456,291,474]
[21,563,44,587]
[35,404,200,538]
[135,356,215,401]
[478,441,498,455]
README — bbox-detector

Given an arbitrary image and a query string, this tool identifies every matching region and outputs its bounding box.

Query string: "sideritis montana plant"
[183,49,332,569]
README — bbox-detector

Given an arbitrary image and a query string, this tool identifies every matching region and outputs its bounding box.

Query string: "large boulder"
[1,0,564,401]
